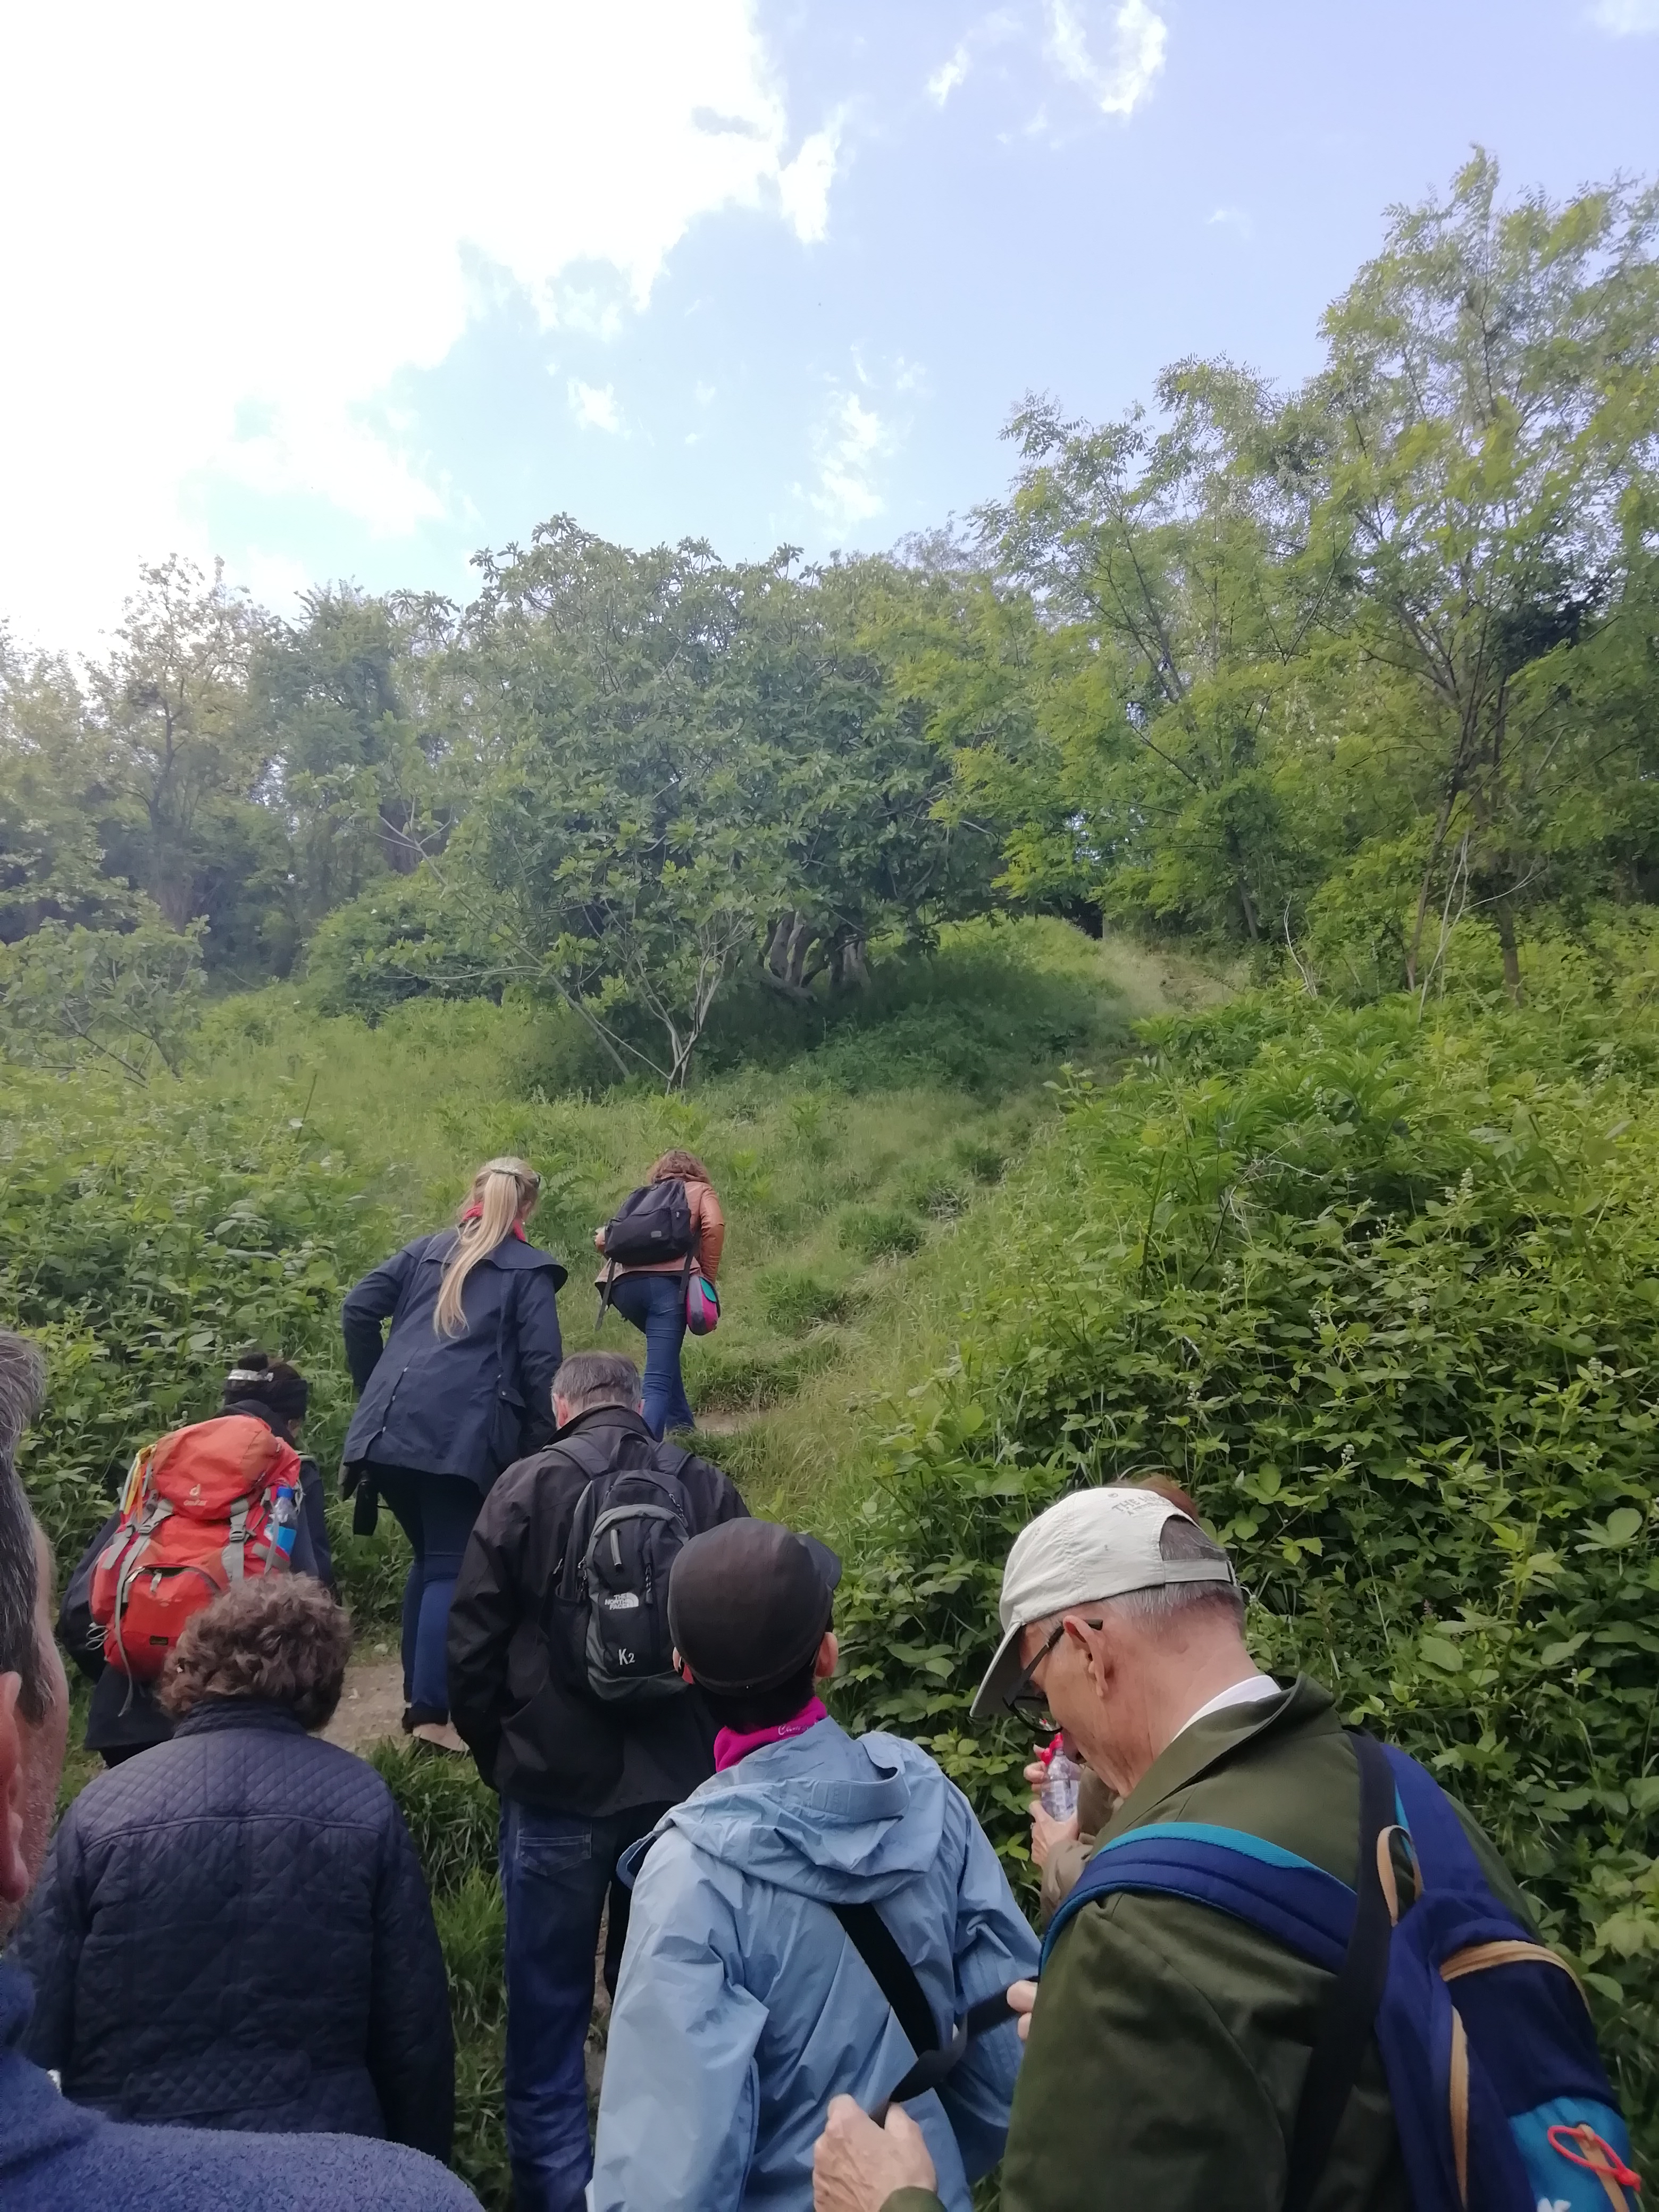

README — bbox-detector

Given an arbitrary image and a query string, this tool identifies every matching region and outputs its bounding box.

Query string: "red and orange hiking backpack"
[90,1415,303,1681]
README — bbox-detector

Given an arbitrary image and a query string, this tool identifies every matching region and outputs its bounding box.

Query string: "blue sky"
[3,1,1657,650]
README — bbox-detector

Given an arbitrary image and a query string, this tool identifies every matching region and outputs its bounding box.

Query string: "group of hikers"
[0,1147,1644,2212]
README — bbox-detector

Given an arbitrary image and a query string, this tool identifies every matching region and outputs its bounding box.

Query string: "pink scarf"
[713,1696,830,1772]
[460,1205,526,1239]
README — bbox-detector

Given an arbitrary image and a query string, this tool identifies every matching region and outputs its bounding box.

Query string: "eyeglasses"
[1003,1615,1103,1715]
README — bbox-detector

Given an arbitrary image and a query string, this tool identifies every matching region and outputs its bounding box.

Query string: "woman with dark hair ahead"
[60,1347,331,1769]
[13,1577,455,2154]
[594,1149,724,1438]
[342,1157,566,1752]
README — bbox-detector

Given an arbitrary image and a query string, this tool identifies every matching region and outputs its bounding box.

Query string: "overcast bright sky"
[3,0,1658,651]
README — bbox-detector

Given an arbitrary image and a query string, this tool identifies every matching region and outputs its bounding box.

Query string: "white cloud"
[0,2,839,648]
[810,390,892,539]
[568,380,623,434]
[927,46,973,104]
[1048,0,1168,117]
[1208,206,1254,239]
[778,122,842,245]
[1590,0,1659,25]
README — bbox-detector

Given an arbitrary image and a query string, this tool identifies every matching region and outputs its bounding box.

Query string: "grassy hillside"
[5,918,1225,2207]
[23,912,1658,2194]
[195,919,1223,1534]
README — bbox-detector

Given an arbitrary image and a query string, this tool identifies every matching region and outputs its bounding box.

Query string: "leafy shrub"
[831,980,1659,2163]
[0,1068,380,1578]
[304,873,499,1022]
[839,1206,924,1261]
[758,1267,854,1336]
[0,918,205,1081]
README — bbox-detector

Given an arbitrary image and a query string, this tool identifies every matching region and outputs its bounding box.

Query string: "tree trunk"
[831,932,869,990]
[1493,892,1522,1004]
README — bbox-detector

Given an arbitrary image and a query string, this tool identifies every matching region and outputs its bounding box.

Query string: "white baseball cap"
[970,1487,1238,1721]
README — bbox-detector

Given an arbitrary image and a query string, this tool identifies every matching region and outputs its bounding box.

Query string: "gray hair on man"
[553,1351,643,1418]
[970,1483,1246,1721]
[0,1331,51,1722]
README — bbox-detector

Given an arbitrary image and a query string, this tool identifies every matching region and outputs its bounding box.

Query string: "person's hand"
[813,2096,937,2212]
[1027,1800,1079,1869]
[1008,1979,1038,2043]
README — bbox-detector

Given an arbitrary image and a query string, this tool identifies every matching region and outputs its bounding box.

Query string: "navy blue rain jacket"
[341,1230,567,1485]
[12,1701,454,2155]
[0,1964,474,2212]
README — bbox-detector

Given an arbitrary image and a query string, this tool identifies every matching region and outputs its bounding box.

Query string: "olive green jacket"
[885,1677,1529,2212]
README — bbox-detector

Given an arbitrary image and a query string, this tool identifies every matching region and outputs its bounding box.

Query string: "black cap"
[668,1520,843,1695]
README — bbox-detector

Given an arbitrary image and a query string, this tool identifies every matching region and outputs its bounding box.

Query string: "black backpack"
[599,1180,694,1268]
[553,1443,694,1705]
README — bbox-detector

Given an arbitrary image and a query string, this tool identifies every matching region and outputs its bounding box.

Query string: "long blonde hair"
[435,1157,541,1337]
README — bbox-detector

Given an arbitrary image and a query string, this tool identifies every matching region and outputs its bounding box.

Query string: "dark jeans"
[608,1270,694,1438]
[498,1796,668,2212]
[375,1467,481,1719]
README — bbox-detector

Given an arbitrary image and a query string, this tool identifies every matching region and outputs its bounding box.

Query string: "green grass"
[192,918,1220,1536]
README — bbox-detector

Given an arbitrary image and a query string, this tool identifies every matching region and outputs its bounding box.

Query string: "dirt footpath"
[321,1656,406,1754]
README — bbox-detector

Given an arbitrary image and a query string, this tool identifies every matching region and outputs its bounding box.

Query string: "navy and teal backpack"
[1041,1733,1638,2212]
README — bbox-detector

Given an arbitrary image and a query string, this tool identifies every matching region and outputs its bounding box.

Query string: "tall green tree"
[973,361,1348,945]
[246,586,465,969]
[88,557,271,961]
[454,521,786,1088]
[1312,152,1659,997]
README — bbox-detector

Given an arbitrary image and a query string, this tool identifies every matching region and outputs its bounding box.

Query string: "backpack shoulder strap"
[832,1902,939,2064]
[1041,1820,1355,1972]
[831,1900,1018,2120]
[1282,1732,1396,2212]
[1042,1735,1396,2212]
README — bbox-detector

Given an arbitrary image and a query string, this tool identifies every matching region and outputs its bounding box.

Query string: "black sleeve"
[447,1472,533,1781]
[515,1269,564,1457]
[59,1515,120,1683]
[297,1459,334,1593]
[366,1798,456,2160]
[342,1242,417,1395]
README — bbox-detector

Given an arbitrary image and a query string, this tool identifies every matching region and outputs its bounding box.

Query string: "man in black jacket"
[447,1351,747,2212]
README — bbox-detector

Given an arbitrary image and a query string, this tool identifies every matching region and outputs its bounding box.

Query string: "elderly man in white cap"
[812,1481,1537,2212]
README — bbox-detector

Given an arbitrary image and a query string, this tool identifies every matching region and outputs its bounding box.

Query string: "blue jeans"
[375,1468,481,1719]
[608,1270,694,1437]
[499,1797,668,2212]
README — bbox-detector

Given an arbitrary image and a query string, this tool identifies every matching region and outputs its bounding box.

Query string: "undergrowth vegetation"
[831,914,1659,2164]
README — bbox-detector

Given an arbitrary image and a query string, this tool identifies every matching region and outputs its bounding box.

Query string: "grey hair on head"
[0,1334,46,1468]
[0,1331,49,1723]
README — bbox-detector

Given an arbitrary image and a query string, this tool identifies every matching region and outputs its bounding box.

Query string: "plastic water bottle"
[270,1484,299,1561]
[1040,1734,1081,1821]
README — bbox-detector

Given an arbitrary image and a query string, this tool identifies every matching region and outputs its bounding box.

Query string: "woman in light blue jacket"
[590,1520,1037,2212]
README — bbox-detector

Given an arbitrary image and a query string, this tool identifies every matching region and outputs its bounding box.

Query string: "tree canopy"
[4,155,1658,1082]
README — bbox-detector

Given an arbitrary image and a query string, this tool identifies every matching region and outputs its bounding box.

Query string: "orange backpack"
[90,1415,303,1681]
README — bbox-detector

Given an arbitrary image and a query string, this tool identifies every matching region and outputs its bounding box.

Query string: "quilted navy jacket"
[11,1700,454,2154]
[0,1968,475,2212]
[342,1230,567,1485]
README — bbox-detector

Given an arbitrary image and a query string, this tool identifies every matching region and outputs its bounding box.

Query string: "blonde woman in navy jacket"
[342,1157,565,1750]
